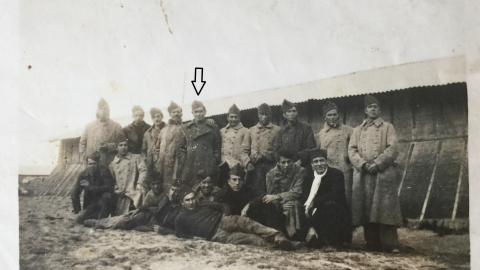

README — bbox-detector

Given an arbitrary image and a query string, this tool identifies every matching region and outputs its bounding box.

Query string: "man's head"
[196,170,213,196]
[192,100,206,122]
[227,104,241,127]
[168,101,183,123]
[323,101,340,126]
[276,149,295,172]
[150,180,163,195]
[167,179,186,203]
[257,103,272,126]
[181,191,196,210]
[309,148,328,174]
[117,140,129,156]
[228,164,245,192]
[150,108,164,126]
[86,151,100,172]
[281,100,298,123]
[364,94,381,120]
[96,98,110,122]
[132,105,145,125]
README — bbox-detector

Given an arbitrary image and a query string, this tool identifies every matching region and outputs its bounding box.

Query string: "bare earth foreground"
[19,197,470,270]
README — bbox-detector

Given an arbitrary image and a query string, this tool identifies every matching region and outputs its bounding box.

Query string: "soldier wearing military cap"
[316,101,354,210]
[348,94,403,253]
[142,108,166,171]
[220,104,248,170]
[177,100,222,186]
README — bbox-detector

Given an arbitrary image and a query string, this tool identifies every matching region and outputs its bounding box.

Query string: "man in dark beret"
[273,99,316,167]
[71,151,115,223]
[123,105,151,154]
[302,148,351,251]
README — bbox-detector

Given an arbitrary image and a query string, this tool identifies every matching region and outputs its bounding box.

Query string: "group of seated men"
[71,94,402,253]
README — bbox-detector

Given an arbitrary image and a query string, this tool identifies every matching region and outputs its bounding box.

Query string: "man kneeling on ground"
[174,187,303,251]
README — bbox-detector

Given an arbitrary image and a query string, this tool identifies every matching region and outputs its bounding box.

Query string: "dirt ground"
[19,196,470,270]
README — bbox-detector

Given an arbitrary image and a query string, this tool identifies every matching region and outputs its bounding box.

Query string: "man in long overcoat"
[155,101,186,191]
[79,98,126,167]
[142,108,166,175]
[123,105,151,154]
[177,100,221,186]
[348,94,403,253]
[316,101,354,208]
[220,104,248,168]
[241,103,280,193]
[273,99,316,167]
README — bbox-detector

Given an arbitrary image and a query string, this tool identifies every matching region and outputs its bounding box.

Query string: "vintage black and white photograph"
[9,0,480,269]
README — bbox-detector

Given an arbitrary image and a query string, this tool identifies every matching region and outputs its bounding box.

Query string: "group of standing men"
[71,94,403,253]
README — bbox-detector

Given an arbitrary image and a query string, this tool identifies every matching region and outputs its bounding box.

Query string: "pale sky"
[18,0,471,168]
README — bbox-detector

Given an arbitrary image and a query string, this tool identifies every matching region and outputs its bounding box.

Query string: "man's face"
[258,113,271,126]
[325,109,340,126]
[152,113,163,126]
[364,103,381,119]
[97,107,109,122]
[182,192,197,210]
[227,114,240,127]
[133,110,145,124]
[278,156,294,172]
[199,177,213,195]
[228,175,244,192]
[87,158,98,172]
[151,182,162,194]
[311,157,328,174]
[168,185,178,202]
[192,107,206,122]
[283,107,298,122]
[117,141,129,155]
[170,108,183,123]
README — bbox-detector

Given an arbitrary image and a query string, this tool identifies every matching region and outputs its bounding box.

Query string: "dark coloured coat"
[215,185,258,216]
[316,123,354,208]
[155,120,185,190]
[177,120,222,185]
[79,119,125,167]
[71,166,114,213]
[123,121,151,154]
[348,117,403,226]
[273,120,316,165]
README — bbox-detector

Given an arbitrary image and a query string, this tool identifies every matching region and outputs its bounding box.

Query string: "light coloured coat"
[155,120,185,190]
[220,123,248,167]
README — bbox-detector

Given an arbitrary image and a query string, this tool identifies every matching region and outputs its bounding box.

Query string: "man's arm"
[70,173,85,213]
[312,170,346,209]
[212,125,222,165]
[374,123,399,171]
[240,130,252,166]
[278,166,305,202]
[174,214,194,239]
[348,127,367,170]
[135,155,149,189]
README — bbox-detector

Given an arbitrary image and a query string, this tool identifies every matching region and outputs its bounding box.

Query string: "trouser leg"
[211,228,267,247]
[378,224,399,252]
[219,215,280,242]
[248,203,287,236]
[97,193,114,219]
[363,223,381,251]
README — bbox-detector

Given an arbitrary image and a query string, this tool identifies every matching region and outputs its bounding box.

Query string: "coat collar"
[225,122,244,130]
[168,119,182,125]
[361,117,384,127]
[257,122,273,129]
[323,122,342,132]
[146,121,166,133]
[113,152,133,163]
[273,163,298,178]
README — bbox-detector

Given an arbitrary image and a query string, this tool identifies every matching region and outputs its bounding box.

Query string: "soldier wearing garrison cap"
[348,94,403,253]
[273,99,316,167]
[219,104,248,185]
[316,101,354,212]
[241,103,281,193]
[123,105,151,154]
[177,100,222,186]
[79,98,126,167]
[142,108,166,179]
[301,148,351,250]
[155,101,185,191]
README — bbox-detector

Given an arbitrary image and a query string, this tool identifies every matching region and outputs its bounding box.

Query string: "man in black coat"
[302,148,351,250]
[71,151,115,223]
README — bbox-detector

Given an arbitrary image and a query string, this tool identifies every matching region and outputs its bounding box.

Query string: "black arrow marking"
[191,67,206,96]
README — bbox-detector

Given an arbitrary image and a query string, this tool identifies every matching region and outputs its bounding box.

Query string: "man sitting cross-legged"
[174,187,303,251]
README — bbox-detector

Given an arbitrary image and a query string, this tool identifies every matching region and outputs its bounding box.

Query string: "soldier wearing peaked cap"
[241,103,281,193]
[273,99,316,167]
[177,100,222,186]
[316,101,354,212]
[155,101,185,192]
[219,104,248,186]
[348,94,403,253]
[79,98,126,167]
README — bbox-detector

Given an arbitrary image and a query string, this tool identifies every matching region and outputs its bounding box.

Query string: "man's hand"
[305,203,312,217]
[246,163,255,171]
[136,184,147,194]
[305,227,318,243]
[263,194,281,204]
[241,204,250,216]
[250,153,259,165]
[206,119,215,125]
[368,164,379,174]
[283,201,295,211]
[79,180,89,187]
[115,190,126,196]
[294,160,302,166]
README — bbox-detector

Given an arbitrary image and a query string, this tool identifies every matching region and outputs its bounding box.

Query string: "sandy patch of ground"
[19,197,470,270]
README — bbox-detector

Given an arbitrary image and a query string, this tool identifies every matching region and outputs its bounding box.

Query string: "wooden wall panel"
[392,91,413,142]
[411,87,442,141]
[424,139,466,219]
[456,156,469,218]
[439,84,468,138]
